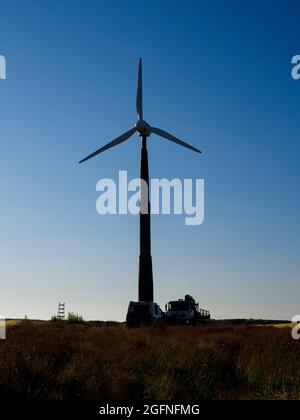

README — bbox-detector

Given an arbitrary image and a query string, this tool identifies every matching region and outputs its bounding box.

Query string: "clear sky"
[0,0,299,321]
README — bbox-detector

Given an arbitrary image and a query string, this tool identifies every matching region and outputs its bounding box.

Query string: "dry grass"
[255,323,295,329]
[0,322,299,400]
[5,320,22,328]
[268,324,295,329]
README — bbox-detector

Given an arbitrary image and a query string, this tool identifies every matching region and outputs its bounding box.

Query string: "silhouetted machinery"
[126,301,163,327]
[165,295,210,325]
[126,295,210,326]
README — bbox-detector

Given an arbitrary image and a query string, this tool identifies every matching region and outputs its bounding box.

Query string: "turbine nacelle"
[135,120,151,137]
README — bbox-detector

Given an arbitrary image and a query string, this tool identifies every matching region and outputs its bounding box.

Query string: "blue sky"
[0,0,299,320]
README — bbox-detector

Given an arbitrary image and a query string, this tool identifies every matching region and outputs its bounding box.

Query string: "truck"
[165,295,210,325]
[126,301,164,327]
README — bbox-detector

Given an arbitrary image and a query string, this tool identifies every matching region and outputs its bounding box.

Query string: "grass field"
[5,320,22,328]
[0,321,299,400]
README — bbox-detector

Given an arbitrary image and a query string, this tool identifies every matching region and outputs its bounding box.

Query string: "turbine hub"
[135,120,151,137]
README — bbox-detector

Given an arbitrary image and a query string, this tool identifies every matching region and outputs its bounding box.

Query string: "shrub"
[66,312,84,324]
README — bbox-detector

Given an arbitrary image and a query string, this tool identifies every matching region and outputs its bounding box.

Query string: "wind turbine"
[79,59,201,304]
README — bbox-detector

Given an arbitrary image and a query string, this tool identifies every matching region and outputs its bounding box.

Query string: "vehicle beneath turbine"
[126,295,210,327]
[126,301,164,327]
[165,295,210,325]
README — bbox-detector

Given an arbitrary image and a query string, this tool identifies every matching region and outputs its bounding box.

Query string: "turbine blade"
[151,127,202,154]
[79,127,137,164]
[136,58,143,120]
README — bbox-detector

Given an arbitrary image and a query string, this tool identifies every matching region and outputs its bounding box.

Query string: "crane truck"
[165,295,210,325]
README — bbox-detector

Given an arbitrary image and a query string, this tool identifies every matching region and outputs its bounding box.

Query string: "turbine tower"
[79,59,201,303]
